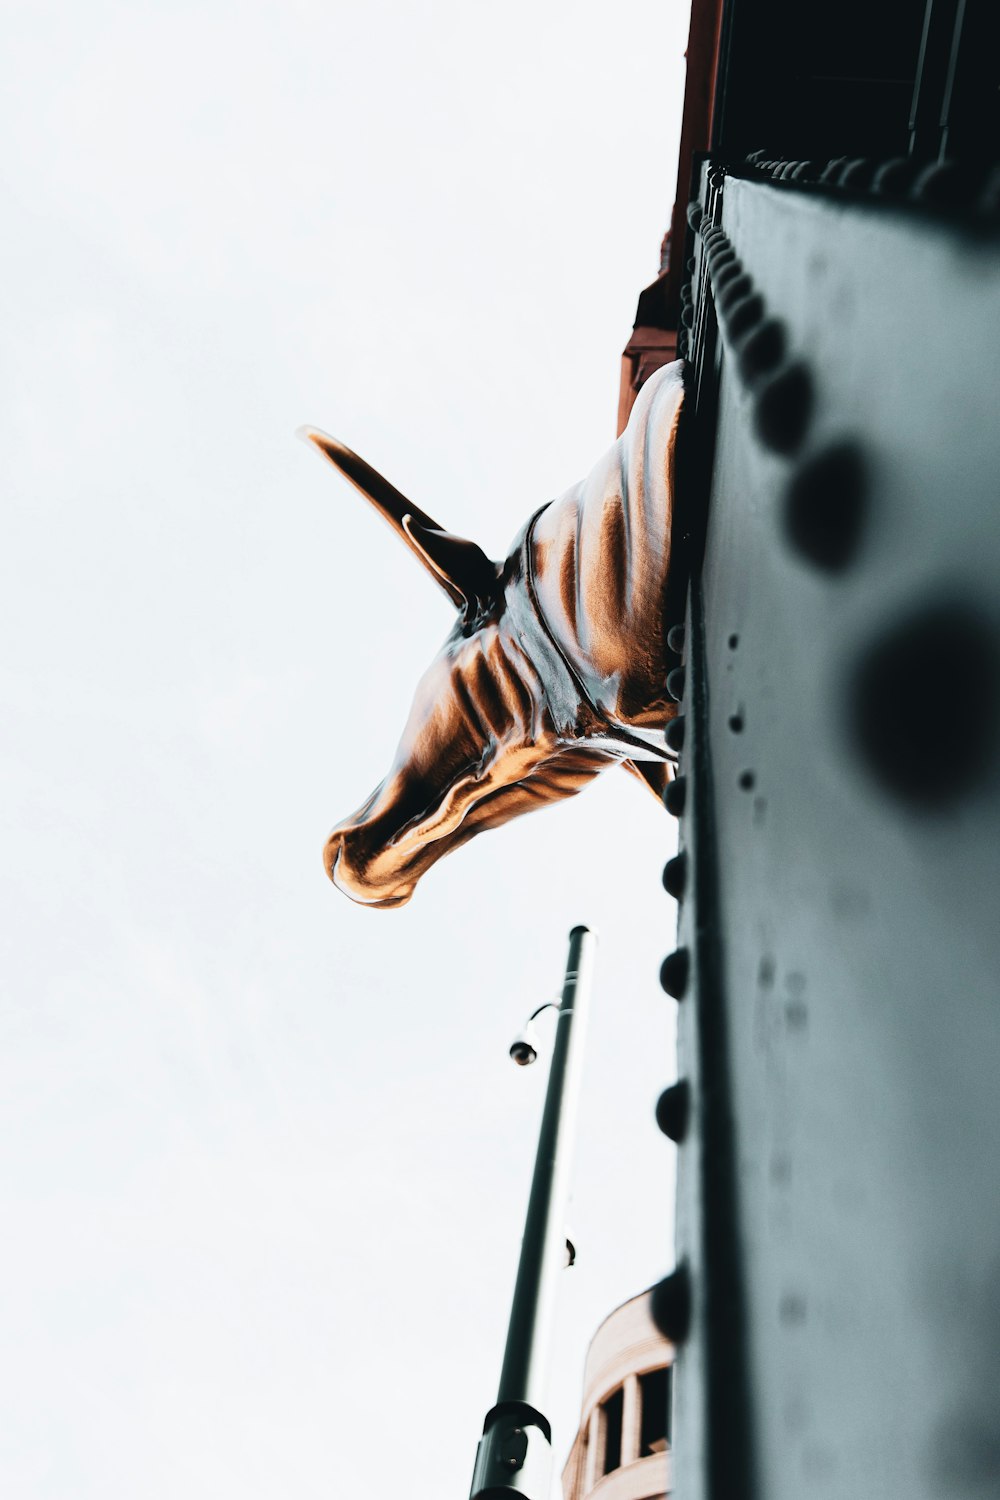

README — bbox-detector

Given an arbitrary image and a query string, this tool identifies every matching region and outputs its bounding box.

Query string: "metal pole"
[469,925,594,1500]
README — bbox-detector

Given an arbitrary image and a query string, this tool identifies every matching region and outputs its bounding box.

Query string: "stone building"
[562,1289,673,1500]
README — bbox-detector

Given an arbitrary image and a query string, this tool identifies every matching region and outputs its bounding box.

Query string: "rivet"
[717,273,753,313]
[681,304,695,330]
[770,162,787,180]
[713,259,744,292]
[707,246,736,274]
[754,361,813,454]
[666,623,686,655]
[728,712,744,733]
[819,156,848,185]
[791,160,818,181]
[849,602,1000,807]
[686,200,704,231]
[779,161,798,180]
[911,159,944,201]
[737,318,786,383]
[739,770,756,791]
[660,947,690,999]
[872,156,920,196]
[664,777,687,817]
[666,667,686,703]
[784,441,866,571]
[746,148,766,165]
[838,157,873,190]
[665,715,686,752]
[655,1080,691,1142]
[662,851,688,899]
[709,243,736,267]
[725,292,765,341]
[651,1265,692,1342]
[911,159,980,206]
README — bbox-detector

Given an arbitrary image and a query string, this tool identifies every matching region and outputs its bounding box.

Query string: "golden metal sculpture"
[300,360,684,907]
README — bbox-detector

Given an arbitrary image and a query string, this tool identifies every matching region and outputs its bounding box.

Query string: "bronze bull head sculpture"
[301,360,684,908]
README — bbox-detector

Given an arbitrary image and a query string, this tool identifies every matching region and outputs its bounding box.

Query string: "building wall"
[563,1290,674,1500]
[665,155,1000,1500]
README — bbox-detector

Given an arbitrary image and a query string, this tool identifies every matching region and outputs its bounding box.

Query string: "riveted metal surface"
[673,169,1000,1500]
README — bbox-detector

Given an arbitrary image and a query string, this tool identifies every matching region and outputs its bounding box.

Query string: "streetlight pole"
[469,925,595,1500]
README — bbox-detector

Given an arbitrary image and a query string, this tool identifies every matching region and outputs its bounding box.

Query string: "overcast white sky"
[1,3,689,1495]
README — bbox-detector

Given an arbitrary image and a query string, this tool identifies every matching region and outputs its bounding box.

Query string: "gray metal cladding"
[668,171,1000,1500]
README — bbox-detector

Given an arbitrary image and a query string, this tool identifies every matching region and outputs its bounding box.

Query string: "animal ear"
[402,516,499,613]
[298,426,496,612]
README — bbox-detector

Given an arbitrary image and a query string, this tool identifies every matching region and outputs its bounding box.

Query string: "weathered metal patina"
[301,360,683,907]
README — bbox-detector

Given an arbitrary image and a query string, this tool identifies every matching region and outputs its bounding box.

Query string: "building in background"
[562,1289,673,1500]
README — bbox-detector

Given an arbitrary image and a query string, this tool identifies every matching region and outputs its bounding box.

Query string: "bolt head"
[662,852,688,900]
[652,1264,692,1343]
[656,1080,691,1142]
[725,292,765,341]
[660,947,690,1000]
[754,361,813,455]
[664,776,687,818]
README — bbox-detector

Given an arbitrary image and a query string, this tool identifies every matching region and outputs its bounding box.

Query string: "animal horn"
[298,426,496,611]
[401,515,499,612]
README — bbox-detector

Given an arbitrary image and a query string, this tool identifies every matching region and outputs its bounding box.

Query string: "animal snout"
[322,825,415,909]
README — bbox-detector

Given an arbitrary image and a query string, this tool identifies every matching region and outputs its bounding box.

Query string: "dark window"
[639,1365,672,1455]
[601,1386,624,1475]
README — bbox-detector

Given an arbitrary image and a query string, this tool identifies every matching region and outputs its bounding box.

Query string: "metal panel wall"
[665,170,1000,1500]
